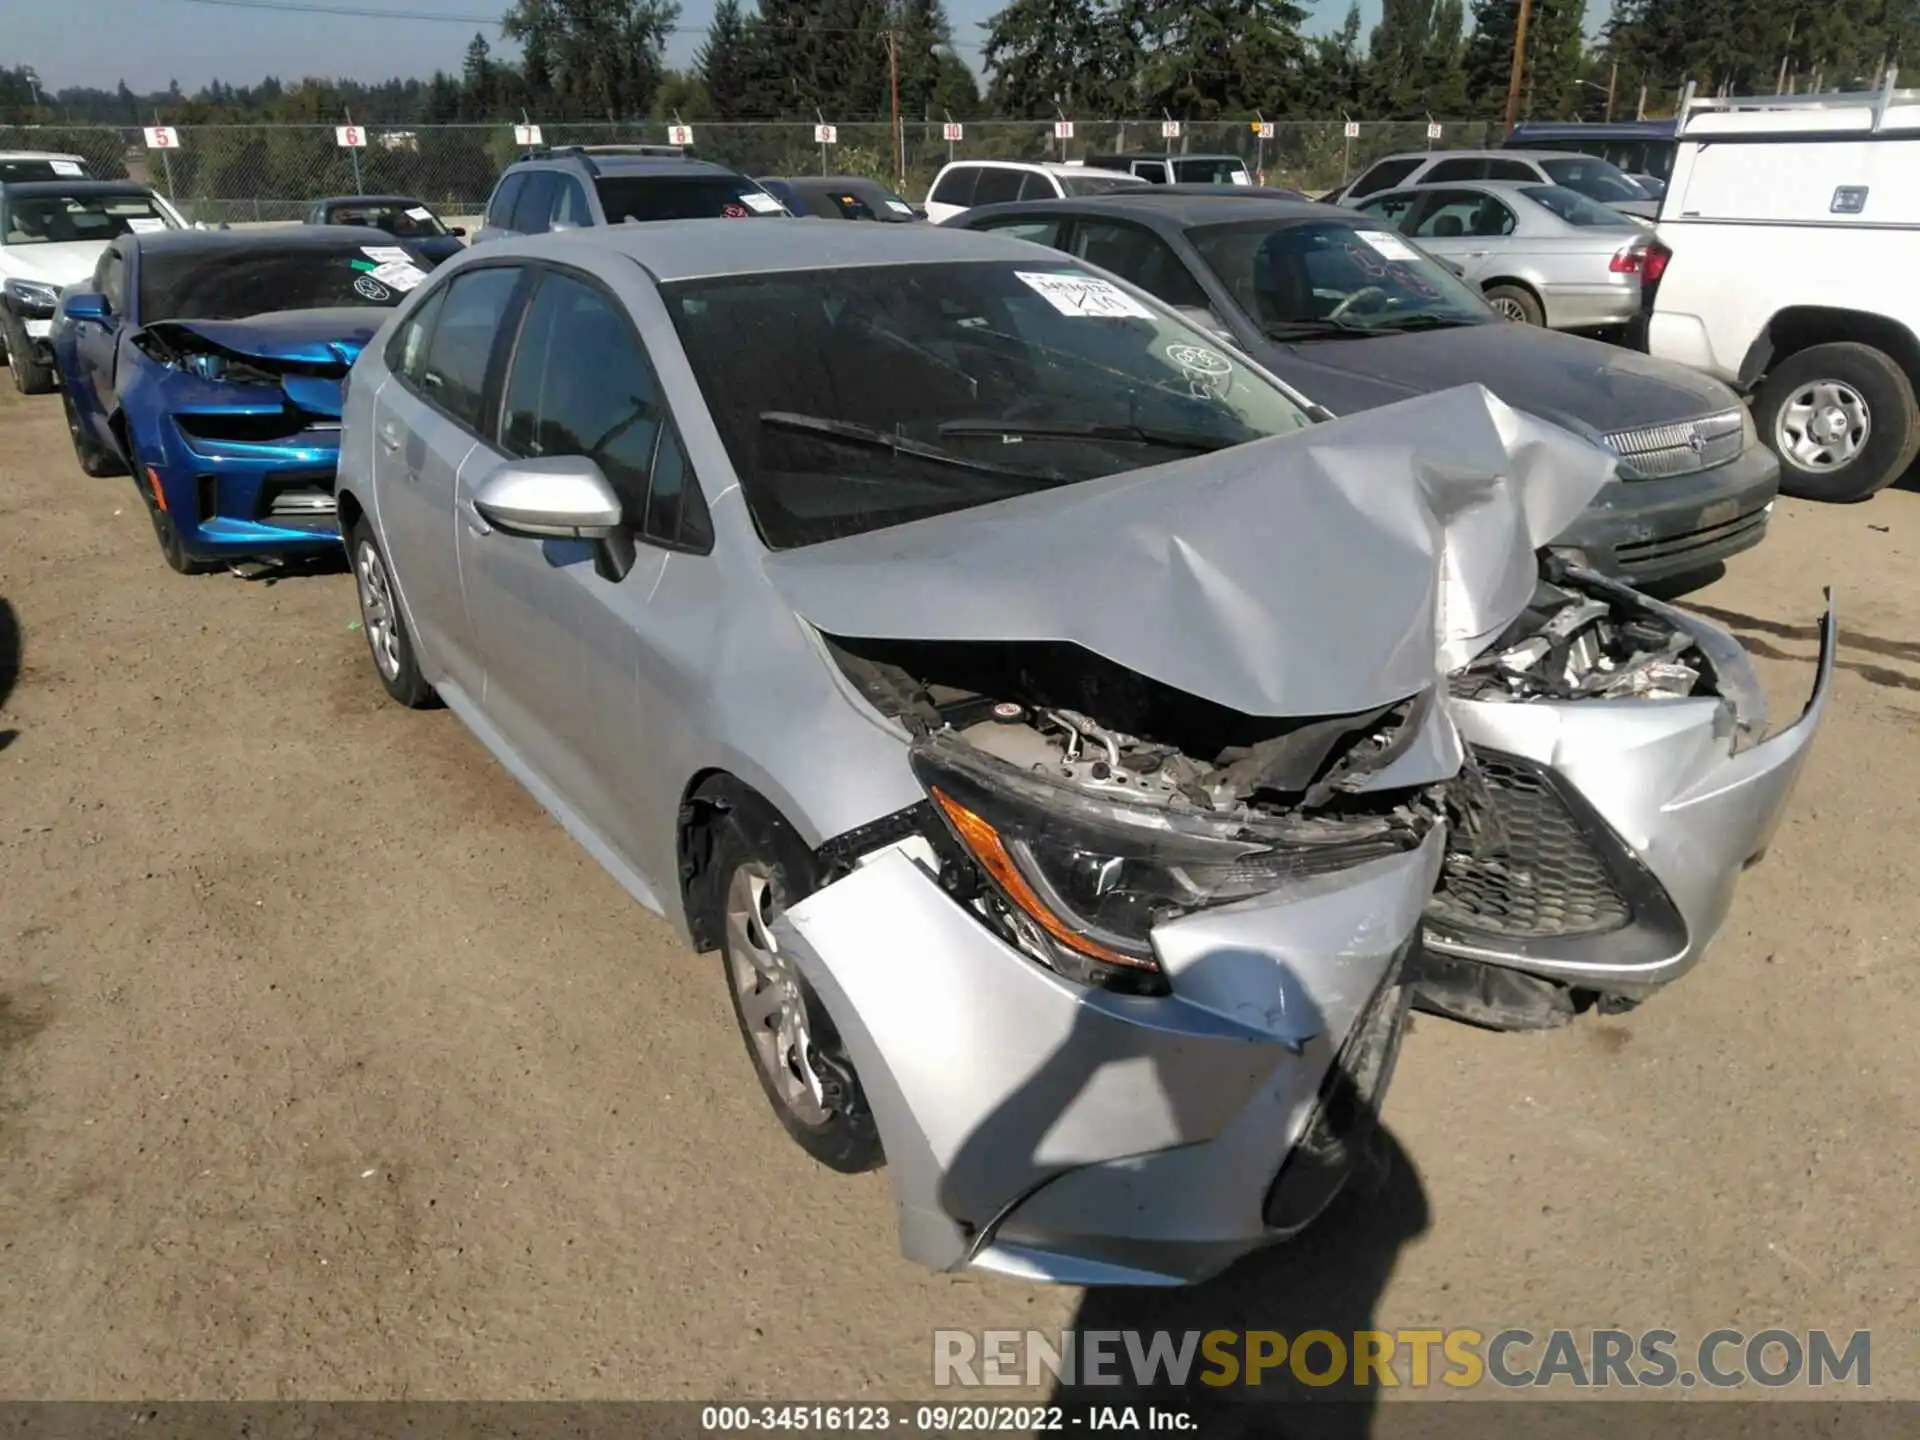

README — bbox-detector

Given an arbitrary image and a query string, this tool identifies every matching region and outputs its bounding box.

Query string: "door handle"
[378,422,403,455]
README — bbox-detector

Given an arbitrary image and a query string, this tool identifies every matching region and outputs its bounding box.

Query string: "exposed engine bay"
[1450,564,1727,706]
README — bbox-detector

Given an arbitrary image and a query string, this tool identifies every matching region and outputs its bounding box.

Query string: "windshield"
[1190,219,1493,334]
[4,189,175,245]
[139,243,418,322]
[663,260,1313,549]
[1539,157,1647,204]
[326,201,447,237]
[594,174,785,222]
[815,185,917,221]
[1174,158,1250,184]
[1520,184,1637,228]
[1057,171,1145,197]
[0,158,91,183]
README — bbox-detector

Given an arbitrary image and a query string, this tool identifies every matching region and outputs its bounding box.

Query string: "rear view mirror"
[63,291,109,322]
[473,455,623,539]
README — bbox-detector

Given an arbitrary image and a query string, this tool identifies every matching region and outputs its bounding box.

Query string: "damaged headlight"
[911,737,1402,992]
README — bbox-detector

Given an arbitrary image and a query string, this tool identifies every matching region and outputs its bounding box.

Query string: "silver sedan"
[1353,179,1653,330]
[334,220,1829,1287]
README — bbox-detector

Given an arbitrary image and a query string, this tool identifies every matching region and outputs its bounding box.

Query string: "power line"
[167,0,986,45]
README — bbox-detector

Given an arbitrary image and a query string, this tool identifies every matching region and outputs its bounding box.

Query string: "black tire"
[134,467,217,575]
[63,391,126,476]
[701,780,883,1174]
[1484,283,1545,327]
[3,311,56,395]
[1755,341,1920,502]
[348,519,438,708]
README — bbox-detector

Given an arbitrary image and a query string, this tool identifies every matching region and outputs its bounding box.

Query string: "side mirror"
[63,291,110,323]
[1176,305,1235,343]
[473,455,623,539]
[450,226,468,237]
[474,455,636,581]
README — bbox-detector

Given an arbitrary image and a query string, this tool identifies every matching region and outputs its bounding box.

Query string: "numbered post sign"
[335,125,368,148]
[513,123,543,146]
[1426,121,1444,140]
[942,122,964,142]
[1053,120,1074,140]
[1344,120,1360,138]
[143,126,180,149]
[667,124,694,147]
[815,124,838,145]
[1161,120,1182,139]
[1252,121,1275,139]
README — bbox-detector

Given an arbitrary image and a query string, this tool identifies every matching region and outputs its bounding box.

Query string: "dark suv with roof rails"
[473,148,788,244]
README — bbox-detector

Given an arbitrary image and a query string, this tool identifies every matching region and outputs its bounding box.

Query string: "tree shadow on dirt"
[0,597,19,753]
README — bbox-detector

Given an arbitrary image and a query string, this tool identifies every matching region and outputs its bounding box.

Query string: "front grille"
[1426,751,1631,939]
[256,472,337,521]
[1606,407,1746,479]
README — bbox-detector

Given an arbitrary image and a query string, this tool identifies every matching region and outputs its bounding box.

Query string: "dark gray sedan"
[950,193,1778,583]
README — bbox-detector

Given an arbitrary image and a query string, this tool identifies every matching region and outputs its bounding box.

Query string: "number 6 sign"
[335,125,367,148]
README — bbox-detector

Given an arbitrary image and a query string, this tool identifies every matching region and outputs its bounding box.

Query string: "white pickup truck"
[1637,72,1920,501]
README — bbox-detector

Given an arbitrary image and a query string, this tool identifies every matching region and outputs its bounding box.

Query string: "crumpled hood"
[761,384,1619,718]
[1257,323,1739,444]
[0,240,108,289]
[144,307,383,368]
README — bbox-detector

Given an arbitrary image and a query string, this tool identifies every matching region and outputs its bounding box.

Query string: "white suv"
[1639,73,1920,501]
[923,161,1147,224]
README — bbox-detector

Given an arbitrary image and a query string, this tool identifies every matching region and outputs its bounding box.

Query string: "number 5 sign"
[335,125,368,148]
[143,126,180,149]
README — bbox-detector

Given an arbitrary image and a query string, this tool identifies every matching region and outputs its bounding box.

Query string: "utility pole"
[1605,60,1618,121]
[886,30,903,193]
[1503,0,1533,130]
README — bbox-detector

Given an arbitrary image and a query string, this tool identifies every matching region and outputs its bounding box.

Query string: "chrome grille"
[1605,407,1746,479]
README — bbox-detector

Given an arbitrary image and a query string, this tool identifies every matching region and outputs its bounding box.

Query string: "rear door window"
[928,166,979,207]
[510,171,560,234]
[1346,157,1422,199]
[418,266,522,432]
[1421,158,1488,183]
[487,172,527,230]
[971,167,1026,206]
[554,176,594,228]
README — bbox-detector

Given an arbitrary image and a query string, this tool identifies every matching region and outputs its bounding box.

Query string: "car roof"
[511,154,738,178]
[942,159,1133,178]
[315,194,431,207]
[129,223,419,255]
[1368,149,1565,165]
[1508,120,1677,138]
[1103,183,1307,200]
[481,217,1053,282]
[0,150,87,162]
[1090,152,1245,162]
[772,175,897,193]
[0,179,154,197]
[964,193,1353,228]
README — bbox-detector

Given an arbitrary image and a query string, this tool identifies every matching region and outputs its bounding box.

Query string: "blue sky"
[22,0,1609,96]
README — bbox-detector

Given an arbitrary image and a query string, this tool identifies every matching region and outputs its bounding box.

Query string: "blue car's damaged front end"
[116,309,378,561]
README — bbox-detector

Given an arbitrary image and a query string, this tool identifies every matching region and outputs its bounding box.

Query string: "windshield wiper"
[936,418,1235,452]
[1259,317,1381,340]
[1362,313,1482,332]
[758,411,1050,479]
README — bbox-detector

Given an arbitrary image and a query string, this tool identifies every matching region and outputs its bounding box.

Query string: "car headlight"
[181,353,230,381]
[4,278,62,313]
[910,735,1420,992]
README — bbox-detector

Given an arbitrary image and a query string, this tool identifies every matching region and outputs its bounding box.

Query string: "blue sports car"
[52,226,424,573]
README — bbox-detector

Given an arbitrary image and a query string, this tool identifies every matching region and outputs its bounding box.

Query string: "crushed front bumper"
[773,830,1445,1287]
[1427,585,1835,997]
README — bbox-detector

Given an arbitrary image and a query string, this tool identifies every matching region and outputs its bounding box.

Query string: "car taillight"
[1642,240,1671,284]
[1610,245,1646,274]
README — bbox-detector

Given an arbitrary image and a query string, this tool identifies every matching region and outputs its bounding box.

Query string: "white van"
[922,161,1147,224]
[1641,71,1920,500]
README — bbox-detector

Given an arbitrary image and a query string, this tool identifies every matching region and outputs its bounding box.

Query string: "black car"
[304,195,466,267]
[756,174,921,222]
[949,193,1779,583]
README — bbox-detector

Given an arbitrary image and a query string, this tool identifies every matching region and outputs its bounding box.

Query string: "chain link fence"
[0,119,1502,224]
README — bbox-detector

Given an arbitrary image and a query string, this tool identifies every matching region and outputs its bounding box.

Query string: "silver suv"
[473,148,787,243]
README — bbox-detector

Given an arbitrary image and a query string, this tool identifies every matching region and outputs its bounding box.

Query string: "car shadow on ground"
[1049,1127,1429,1439]
[0,597,19,753]
[223,551,351,585]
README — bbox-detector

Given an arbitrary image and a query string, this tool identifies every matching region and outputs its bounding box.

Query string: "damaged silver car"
[336,222,1832,1287]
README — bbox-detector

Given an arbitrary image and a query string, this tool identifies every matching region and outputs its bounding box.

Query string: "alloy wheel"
[354,539,404,681]
[724,862,832,1127]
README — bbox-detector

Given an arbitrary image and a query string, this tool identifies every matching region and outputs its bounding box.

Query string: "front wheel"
[3,312,56,395]
[708,787,882,1174]
[1755,341,1920,502]
[64,391,126,476]
[134,465,217,575]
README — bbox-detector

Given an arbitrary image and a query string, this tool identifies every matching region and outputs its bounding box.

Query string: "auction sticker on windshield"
[405,206,433,221]
[126,218,166,234]
[886,199,915,215]
[1017,271,1155,319]
[740,192,785,214]
[360,246,412,266]
[1355,229,1422,263]
[368,258,426,292]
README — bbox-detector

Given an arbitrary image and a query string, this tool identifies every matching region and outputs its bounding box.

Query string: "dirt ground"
[1,378,1916,1407]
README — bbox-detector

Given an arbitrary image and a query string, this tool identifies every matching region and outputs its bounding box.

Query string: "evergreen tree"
[982,0,1119,116]
[697,0,754,117]
[1463,0,1583,119]
[1140,0,1308,117]
[461,33,494,117]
